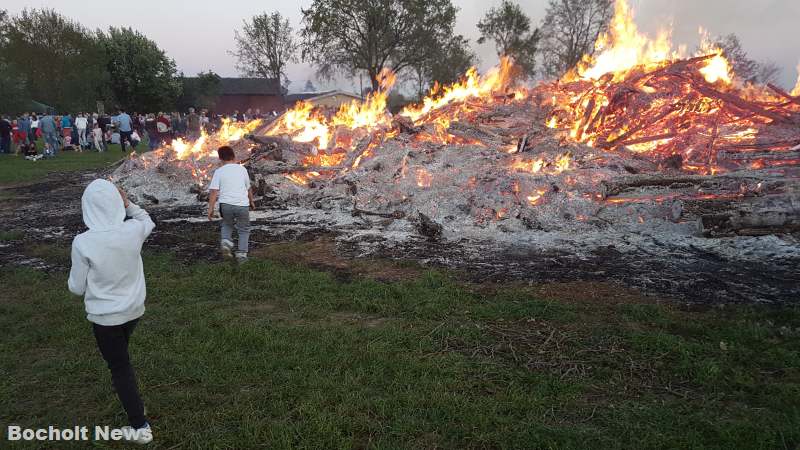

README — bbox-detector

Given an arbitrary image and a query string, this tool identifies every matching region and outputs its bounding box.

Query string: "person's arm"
[125,203,156,237]
[117,186,155,237]
[67,242,89,296]
[208,190,219,220]
[248,188,255,210]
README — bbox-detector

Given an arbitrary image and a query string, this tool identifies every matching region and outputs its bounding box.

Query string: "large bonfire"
[115,0,800,246]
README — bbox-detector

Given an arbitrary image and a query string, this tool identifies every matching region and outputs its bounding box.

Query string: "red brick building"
[214,78,285,115]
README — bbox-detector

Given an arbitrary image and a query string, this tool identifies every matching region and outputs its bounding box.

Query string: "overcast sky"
[8,0,800,92]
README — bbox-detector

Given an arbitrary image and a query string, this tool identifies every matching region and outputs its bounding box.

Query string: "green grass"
[0,140,146,185]
[1,248,798,449]
[0,230,23,241]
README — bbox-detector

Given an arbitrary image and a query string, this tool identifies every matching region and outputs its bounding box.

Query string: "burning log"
[393,116,422,134]
[767,83,800,108]
[600,174,737,198]
[689,78,792,124]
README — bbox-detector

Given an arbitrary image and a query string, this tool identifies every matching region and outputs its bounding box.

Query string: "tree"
[1,8,108,111]
[713,34,759,83]
[0,10,28,113]
[410,34,477,98]
[303,79,317,92]
[756,61,781,86]
[177,71,221,112]
[709,34,779,85]
[538,0,613,78]
[0,9,9,47]
[0,61,28,114]
[300,0,458,91]
[232,12,298,90]
[477,0,540,78]
[97,27,181,112]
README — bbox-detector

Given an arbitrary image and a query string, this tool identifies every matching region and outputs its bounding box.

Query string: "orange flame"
[172,118,261,161]
[268,68,396,152]
[697,28,732,85]
[401,56,518,124]
[568,0,679,82]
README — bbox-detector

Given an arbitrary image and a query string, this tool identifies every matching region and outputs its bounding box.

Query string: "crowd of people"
[0,108,271,160]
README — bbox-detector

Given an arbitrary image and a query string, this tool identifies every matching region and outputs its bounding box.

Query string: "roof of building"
[285,90,363,105]
[284,91,332,104]
[218,78,282,96]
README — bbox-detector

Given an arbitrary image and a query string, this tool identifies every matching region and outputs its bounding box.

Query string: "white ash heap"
[113,0,800,282]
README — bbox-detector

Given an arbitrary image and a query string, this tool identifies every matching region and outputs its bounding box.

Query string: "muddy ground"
[1,169,798,305]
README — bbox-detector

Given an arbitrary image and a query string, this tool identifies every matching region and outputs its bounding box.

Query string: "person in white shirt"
[207,145,255,261]
[92,123,104,152]
[75,113,88,149]
[68,179,155,445]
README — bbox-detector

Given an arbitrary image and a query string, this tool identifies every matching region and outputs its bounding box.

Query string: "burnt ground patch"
[2,169,798,304]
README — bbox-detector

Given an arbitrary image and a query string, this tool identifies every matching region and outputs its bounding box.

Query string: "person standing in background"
[18,113,31,146]
[186,107,200,140]
[29,113,39,143]
[39,114,59,155]
[113,108,133,152]
[0,116,12,153]
[144,114,158,150]
[61,114,73,150]
[12,119,28,154]
[76,113,88,150]
[92,123,104,152]
[156,112,171,145]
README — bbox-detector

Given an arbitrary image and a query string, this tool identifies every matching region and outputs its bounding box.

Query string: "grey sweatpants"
[220,203,250,254]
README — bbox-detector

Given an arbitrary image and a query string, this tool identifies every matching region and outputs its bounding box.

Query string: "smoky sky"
[8,0,800,91]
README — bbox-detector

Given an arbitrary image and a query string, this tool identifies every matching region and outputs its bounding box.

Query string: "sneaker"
[220,239,234,259]
[121,422,152,445]
[235,252,248,263]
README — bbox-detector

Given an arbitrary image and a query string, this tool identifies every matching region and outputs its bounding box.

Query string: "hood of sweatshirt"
[81,179,125,231]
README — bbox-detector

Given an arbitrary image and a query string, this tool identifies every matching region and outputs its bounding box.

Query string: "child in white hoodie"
[68,179,155,445]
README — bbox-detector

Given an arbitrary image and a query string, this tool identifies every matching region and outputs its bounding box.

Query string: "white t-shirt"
[75,117,88,129]
[209,163,251,207]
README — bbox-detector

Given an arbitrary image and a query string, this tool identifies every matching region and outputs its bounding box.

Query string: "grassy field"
[0,141,138,185]
[1,156,799,448]
[1,247,799,449]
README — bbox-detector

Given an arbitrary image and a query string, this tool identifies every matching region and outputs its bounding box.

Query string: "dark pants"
[92,319,147,428]
[0,135,10,153]
[120,130,133,151]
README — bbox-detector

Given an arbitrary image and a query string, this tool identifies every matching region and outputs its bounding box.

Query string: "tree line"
[0,9,191,114]
[0,1,783,114]
[235,0,783,99]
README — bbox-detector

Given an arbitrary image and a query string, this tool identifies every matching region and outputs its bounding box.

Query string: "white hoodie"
[68,179,155,326]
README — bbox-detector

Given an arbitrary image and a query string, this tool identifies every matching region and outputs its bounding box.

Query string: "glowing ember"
[527,189,548,206]
[415,168,433,188]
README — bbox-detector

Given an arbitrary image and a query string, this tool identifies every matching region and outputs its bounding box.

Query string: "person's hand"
[207,209,215,221]
[116,185,130,208]
[249,201,256,210]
